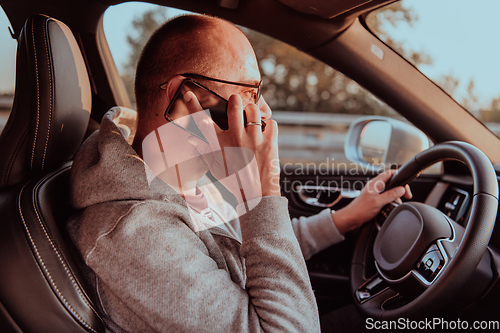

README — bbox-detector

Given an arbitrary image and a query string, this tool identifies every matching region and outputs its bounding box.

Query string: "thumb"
[183,90,203,113]
[188,98,223,152]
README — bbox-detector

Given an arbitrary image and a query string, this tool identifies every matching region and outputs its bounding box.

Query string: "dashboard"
[423,168,500,251]
[425,181,470,226]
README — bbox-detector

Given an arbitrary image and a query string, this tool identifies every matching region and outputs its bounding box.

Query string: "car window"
[103,2,437,173]
[367,0,500,138]
[0,6,16,134]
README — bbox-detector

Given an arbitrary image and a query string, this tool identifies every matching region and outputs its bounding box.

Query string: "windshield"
[367,0,500,137]
[103,2,440,173]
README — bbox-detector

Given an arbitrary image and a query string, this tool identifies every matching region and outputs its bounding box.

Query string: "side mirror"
[344,116,430,169]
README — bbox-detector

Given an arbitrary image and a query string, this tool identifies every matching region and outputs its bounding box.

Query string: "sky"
[1,0,500,108]
[378,0,500,108]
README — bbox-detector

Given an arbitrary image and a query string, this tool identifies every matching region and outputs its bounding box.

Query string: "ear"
[164,75,185,103]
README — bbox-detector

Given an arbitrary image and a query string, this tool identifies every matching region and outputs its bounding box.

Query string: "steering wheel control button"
[356,291,371,302]
[417,244,444,282]
[373,203,452,280]
[425,258,433,269]
[356,276,387,303]
[437,187,469,223]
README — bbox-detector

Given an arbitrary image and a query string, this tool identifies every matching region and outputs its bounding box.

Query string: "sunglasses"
[161,75,266,143]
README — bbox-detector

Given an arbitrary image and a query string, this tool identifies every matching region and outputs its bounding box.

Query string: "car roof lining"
[277,0,374,19]
[1,0,394,52]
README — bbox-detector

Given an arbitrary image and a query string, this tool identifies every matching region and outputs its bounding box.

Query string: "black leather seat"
[0,15,105,332]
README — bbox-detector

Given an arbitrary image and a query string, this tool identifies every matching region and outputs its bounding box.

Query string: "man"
[68,14,411,332]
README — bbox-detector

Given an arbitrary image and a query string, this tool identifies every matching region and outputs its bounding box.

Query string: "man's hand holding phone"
[183,91,281,199]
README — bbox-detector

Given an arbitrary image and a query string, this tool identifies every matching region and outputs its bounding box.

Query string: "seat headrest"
[0,15,91,187]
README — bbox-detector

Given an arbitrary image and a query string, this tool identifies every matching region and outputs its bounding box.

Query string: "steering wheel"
[351,141,498,319]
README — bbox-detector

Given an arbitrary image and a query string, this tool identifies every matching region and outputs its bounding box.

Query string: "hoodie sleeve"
[291,208,345,260]
[70,196,320,333]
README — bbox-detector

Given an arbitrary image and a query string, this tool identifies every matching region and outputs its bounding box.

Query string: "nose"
[258,97,272,121]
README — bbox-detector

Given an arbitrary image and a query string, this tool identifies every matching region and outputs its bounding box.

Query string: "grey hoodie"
[68,108,342,332]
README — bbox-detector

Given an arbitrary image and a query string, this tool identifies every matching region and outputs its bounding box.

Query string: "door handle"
[296,185,360,208]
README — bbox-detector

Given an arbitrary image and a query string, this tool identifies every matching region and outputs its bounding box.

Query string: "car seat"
[0,14,105,332]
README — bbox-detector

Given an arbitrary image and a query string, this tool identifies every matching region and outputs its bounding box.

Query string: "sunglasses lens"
[255,81,262,103]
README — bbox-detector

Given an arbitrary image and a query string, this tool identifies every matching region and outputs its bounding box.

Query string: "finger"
[404,184,413,199]
[227,95,244,133]
[365,169,398,194]
[182,91,223,151]
[379,186,406,204]
[183,90,204,114]
[190,110,222,151]
[244,103,263,136]
[262,119,278,142]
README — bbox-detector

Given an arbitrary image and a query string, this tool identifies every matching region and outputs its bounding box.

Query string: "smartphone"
[164,79,265,142]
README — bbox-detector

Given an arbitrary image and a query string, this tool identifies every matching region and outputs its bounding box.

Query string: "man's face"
[201,23,272,122]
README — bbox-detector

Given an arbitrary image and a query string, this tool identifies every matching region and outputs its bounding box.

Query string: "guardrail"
[0,95,13,110]
[271,111,361,127]
[1,94,500,137]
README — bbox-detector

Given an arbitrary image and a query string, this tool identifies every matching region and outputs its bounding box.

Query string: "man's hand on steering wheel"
[351,141,498,320]
[332,169,412,235]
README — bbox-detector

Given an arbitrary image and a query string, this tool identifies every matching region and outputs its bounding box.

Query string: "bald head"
[134,14,258,116]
